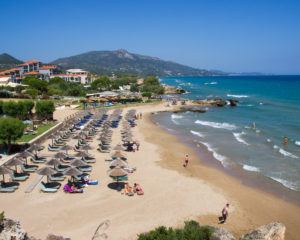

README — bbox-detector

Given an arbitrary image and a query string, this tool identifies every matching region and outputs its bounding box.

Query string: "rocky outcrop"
[193,98,238,107]
[0,218,29,240]
[241,222,286,240]
[212,227,236,240]
[173,106,207,113]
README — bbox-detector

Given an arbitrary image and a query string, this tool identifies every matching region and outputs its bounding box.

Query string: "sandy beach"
[0,102,299,240]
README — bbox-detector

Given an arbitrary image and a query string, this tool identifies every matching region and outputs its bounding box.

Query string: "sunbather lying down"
[123,183,134,196]
[80,175,98,187]
[133,183,144,195]
[63,182,83,193]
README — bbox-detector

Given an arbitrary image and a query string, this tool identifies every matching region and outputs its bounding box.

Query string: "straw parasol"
[61,145,73,155]
[63,167,83,181]
[109,159,128,169]
[18,151,32,164]
[111,151,126,159]
[54,152,66,160]
[5,157,24,172]
[108,166,128,182]
[37,166,57,182]
[75,151,90,158]
[0,166,13,182]
[46,158,61,167]
[81,145,93,153]
[113,144,123,151]
[70,159,87,167]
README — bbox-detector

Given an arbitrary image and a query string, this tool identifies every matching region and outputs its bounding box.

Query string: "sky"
[0,0,299,74]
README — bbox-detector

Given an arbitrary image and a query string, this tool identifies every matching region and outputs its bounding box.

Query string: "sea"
[152,75,300,197]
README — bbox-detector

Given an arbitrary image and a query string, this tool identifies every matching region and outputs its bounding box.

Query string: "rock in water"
[0,218,29,240]
[211,227,236,240]
[241,222,285,240]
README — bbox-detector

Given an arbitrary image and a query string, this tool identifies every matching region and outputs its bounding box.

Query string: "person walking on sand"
[183,154,189,167]
[140,112,142,119]
[219,203,230,223]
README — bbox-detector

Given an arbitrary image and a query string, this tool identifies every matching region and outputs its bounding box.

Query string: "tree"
[26,88,39,99]
[142,92,152,98]
[22,77,48,94]
[143,76,160,85]
[91,76,111,90]
[0,117,25,152]
[35,100,55,120]
[130,83,139,92]
[2,101,34,120]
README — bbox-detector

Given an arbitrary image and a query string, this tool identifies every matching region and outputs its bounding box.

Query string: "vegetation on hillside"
[51,49,220,76]
[0,117,25,150]
[137,220,213,240]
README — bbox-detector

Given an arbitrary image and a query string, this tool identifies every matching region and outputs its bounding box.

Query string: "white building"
[51,69,90,84]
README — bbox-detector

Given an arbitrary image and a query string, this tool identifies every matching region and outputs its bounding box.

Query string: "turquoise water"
[157,76,300,191]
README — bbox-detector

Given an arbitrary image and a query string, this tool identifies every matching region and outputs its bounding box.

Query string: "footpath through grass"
[17,123,56,143]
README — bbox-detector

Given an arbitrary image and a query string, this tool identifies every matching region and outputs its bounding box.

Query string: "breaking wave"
[233,132,249,145]
[243,164,260,172]
[171,114,183,119]
[204,81,218,85]
[278,148,298,159]
[227,94,249,98]
[270,177,298,191]
[199,141,227,166]
[190,130,205,138]
[195,120,237,130]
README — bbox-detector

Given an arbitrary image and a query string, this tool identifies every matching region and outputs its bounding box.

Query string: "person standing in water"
[283,136,289,145]
[183,154,189,167]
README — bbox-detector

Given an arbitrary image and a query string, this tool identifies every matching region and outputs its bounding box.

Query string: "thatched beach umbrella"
[5,157,24,172]
[18,151,32,165]
[46,158,61,167]
[70,159,87,167]
[64,167,83,181]
[61,145,73,155]
[109,159,128,169]
[37,166,57,182]
[30,144,44,155]
[0,166,13,182]
[113,144,123,151]
[49,134,56,145]
[81,144,93,153]
[108,166,128,182]
[111,151,126,159]
[54,152,66,160]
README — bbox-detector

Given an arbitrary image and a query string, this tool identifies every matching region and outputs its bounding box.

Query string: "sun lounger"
[22,164,38,172]
[31,157,46,164]
[40,185,58,193]
[0,186,16,193]
[48,144,62,151]
[1,182,19,190]
[78,165,92,172]
[55,164,70,172]
[50,173,65,181]
[11,172,29,181]
[41,181,61,189]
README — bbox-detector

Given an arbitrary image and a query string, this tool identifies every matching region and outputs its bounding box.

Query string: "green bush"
[26,88,39,99]
[35,100,55,120]
[22,77,48,94]
[142,92,152,98]
[0,211,4,222]
[137,220,213,240]
[1,100,34,120]
[0,117,25,147]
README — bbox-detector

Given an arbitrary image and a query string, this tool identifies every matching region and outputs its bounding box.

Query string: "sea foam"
[204,81,218,85]
[243,164,260,172]
[233,132,249,145]
[278,148,299,159]
[171,114,183,119]
[227,94,249,98]
[295,141,300,146]
[190,130,205,138]
[195,120,237,130]
[270,177,298,191]
[199,142,227,166]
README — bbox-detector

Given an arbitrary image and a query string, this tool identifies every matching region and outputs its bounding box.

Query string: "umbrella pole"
[2,174,5,183]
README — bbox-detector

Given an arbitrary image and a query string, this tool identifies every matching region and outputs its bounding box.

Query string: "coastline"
[141,108,300,240]
[0,103,299,240]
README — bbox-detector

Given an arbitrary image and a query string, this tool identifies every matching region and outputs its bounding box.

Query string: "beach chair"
[31,157,46,164]
[0,186,16,193]
[78,165,92,172]
[48,144,62,151]
[40,185,58,193]
[41,181,61,189]
[55,164,70,172]
[1,181,19,190]
[82,157,96,164]
[49,173,65,181]
[11,172,29,181]
[22,164,38,172]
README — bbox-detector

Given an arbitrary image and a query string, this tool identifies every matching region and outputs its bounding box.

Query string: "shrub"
[26,88,39,99]
[137,220,213,240]
[1,100,34,120]
[142,92,152,98]
[35,100,55,120]
[0,211,4,222]
[0,117,25,149]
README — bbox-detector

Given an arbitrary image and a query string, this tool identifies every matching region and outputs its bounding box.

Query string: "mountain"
[51,49,224,76]
[0,53,22,70]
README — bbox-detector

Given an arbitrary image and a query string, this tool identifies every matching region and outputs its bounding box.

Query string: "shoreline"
[141,109,300,240]
[151,111,300,204]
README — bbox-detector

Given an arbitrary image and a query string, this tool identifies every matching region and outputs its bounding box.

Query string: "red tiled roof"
[18,60,39,66]
[24,71,39,75]
[53,74,86,77]
[39,65,57,70]
[0,68,20,75]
